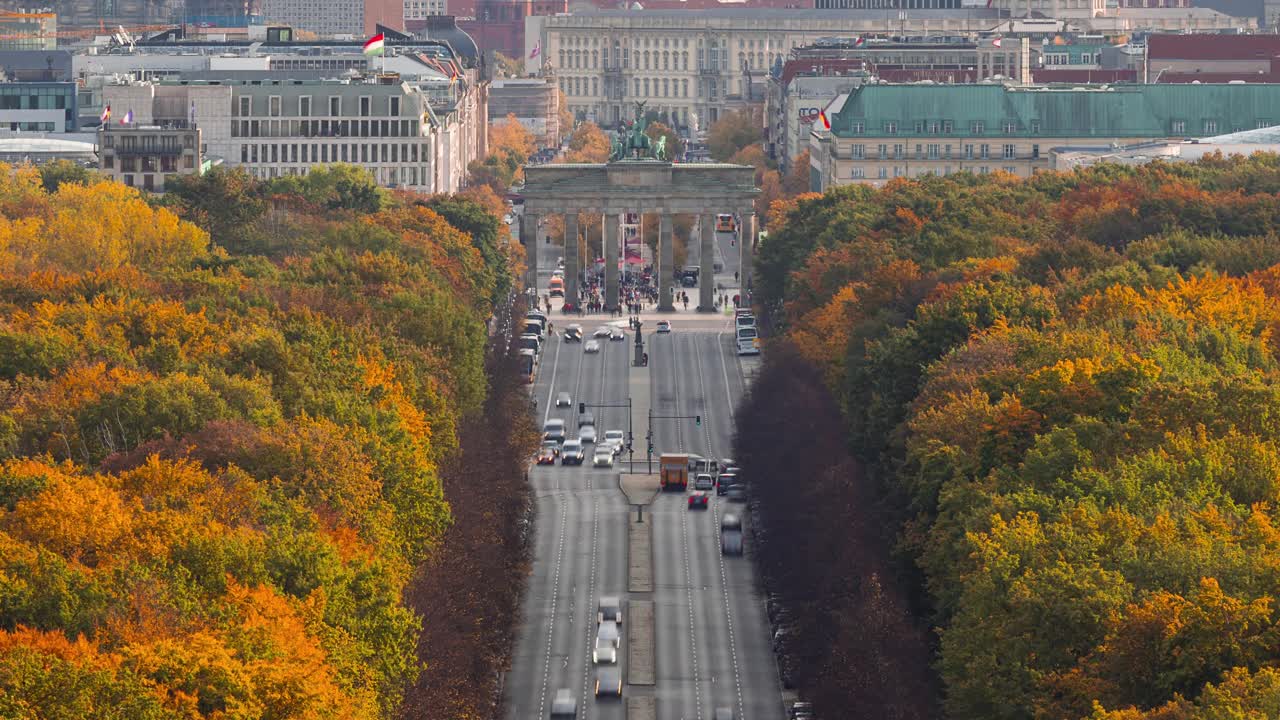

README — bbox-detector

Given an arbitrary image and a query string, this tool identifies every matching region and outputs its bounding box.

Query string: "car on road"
[594,667,622,698]
[593,326,612,338]
[564,324,583,342]
[584,340,601,354]
[551,688,577,717]
[736,313,755,328]
[656,320,671,333]
[542,419,566,444]
[688,490,709,510]
[718,459,736,475]
[555,392,571,407]
[596,620,620,648]
[537,443,558,465]
[694,473,715,491]
[716,472,737,495]
[519,334,541,353]
[592,636,617,664]
[721,514,744,556]
[579,425,597,444]
[561,440,585,465]
[610,327,626,341]
[578,412,594,428]
[592,446,614,467]
[604,430,625,454]
[789,702,814,719]
[598,596,622,625]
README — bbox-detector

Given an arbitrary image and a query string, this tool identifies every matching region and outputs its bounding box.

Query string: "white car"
[596,620,620,648]
[604,430,625,455]
[593,637,618,664]
[593,447,614,467]
[656,320,671,333]
[579,425,597,444]
[610,328,626,341]
[584,340,601,354]
[593,326,612,338]
[555,392,571,408]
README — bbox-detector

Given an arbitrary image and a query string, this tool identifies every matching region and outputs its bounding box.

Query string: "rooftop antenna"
[117,25,136,52]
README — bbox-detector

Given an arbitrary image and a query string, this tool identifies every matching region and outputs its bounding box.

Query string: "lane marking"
[542,327,564,425]
[673,334,703,720]
[581,497,600,715]
[536,499,570,719]
[699,333,746,720]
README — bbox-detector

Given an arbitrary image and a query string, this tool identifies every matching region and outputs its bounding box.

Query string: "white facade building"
[102,76,482,193]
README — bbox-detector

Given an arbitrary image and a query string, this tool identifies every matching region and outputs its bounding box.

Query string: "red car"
[536,443,559,465]
[688,491,709,510]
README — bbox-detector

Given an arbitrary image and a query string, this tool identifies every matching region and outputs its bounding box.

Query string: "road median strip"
[627,600,655,686]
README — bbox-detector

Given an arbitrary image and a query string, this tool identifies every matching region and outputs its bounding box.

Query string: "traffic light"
[695,415,702,426]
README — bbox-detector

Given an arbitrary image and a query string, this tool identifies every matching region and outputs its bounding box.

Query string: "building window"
[1002,121,1016,133]
[329,96,341,116]
[980,144,990,159]
[852,122,865,134]
[979,166,989,174]
[851,167,865,178]
[885,121,897,134]
[914,120,924,134]
[1004,166,1017,174]
[1031,144,1040,159]
[1003,144,1016,159]
[390,96,400,115]
[963,143,974,159]
[971,120,984,134]
[269,96,281,117]
[943,120,953,134]
[893,143,903,159]
[1030,120,1040,134]
[300,96,312,116]
[1203,120,1217,134]
[877,143,887,158]
[944,144,952,159]
[878,167,888,179]
[852,144,865,159]
[915,144,923,159]
[927,143,939,159]
[239,96,251,116]
[927,121,939,134]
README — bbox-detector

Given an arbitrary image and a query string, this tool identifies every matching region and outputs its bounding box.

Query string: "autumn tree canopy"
[0,162,514,718]
[750,153,1280,720]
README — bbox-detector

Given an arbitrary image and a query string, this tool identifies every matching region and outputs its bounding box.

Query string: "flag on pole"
[529,41,541,59]
[100,104,111,123]
[992,36,1003,48]
[363,32,386,56]
[123,109,134,124]
[854,36,865,47]
[818,108,831,131]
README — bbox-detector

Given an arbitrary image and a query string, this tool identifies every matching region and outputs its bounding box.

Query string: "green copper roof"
[830,84,1280,139]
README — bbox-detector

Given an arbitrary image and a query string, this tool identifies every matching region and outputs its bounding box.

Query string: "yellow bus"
[549,276,565,298]
[716,213,736,233]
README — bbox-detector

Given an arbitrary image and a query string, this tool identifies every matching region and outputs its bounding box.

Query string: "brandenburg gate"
[517,112,760,313]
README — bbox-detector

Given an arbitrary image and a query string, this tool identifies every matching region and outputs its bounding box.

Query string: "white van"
[736,326,759,356]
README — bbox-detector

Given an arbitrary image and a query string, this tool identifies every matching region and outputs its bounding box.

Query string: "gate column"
[605,212,620,312]
[522,211,540,295]
[698,212,716,312]
[565,212,580,308]
[657,212,675,312]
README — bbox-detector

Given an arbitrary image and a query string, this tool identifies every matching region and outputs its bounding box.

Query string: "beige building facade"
[98,123,204,192]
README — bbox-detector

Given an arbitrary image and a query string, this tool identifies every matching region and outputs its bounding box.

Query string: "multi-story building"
[0,81,78,132]
[259,0,403,36]
[0,10,55,50]
[528,9,1008,131]
[1146,33,1280,81]
[489,77,560,146]
[102,73,481,192]
[97,121,205,191]
[459,0,567,61]
[809,83,1280,189]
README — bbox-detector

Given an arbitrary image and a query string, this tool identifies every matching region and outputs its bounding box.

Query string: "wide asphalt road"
[647,329,778,720]
[505,317,633,720]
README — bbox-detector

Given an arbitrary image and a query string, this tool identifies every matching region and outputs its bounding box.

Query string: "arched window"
[592,50,598,68]
[644,78,650,96]
[634,78,640,96]
[663,78,669,96]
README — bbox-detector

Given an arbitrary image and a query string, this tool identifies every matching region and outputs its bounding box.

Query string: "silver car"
[584,340,601,354]
[593,447,614,467]
[592,636,617,664]
[579,425,597,444]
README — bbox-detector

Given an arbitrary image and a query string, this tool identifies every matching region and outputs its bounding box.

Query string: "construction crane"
[0,19,174,43]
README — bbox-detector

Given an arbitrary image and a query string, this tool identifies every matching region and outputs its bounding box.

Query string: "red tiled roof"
[1031,68,1138,83]
[1147,33,1280,61]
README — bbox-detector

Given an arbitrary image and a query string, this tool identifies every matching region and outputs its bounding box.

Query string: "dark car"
[564,324,583,342]
[716,473,737,495]
[688,491,709,510]
[537,442,559,465]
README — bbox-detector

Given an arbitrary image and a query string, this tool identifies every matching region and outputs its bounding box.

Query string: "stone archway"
[518,159,758,312]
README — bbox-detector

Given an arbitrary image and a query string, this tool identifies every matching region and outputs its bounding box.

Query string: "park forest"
[0,161,538,719]
[741,153,1280,720]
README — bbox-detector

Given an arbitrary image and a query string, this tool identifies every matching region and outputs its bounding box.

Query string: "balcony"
[112,145,185,157]
[698,66,720,76]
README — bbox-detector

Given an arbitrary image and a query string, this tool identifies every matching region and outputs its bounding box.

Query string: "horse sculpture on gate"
[609,101,668,162]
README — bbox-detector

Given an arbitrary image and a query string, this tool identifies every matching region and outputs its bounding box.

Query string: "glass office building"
[0,82,78,132]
